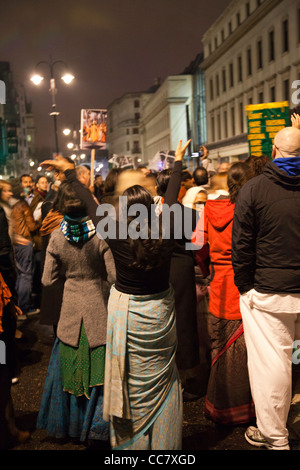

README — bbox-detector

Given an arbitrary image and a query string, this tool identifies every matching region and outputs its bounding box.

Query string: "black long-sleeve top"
[64,161,183,295]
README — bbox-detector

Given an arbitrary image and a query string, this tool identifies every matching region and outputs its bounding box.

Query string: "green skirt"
[59,322,105,399]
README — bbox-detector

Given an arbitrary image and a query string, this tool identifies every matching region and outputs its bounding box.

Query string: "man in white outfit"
[232,126,300,450]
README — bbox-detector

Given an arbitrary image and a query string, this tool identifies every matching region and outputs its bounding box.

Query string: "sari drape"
[103,285,182,450]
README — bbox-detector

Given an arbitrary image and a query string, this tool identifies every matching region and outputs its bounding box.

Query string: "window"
[229,63,234,87]
[247,48,252,75]
[231,107,235,135]
[222,69,226,92]
[228,21,232,34]
[270,86,276,102]
[134,100,140,108]
[221,29,225,41]
[224,110,228,138]
[282,19,289,52]
[257,40,263,69]
[246,2,250,17]
[133,141,140,153]
[216,74,220,96]
[239,102,244,133]
[238,56,243,82]
[269,30,275,61]
[126,141,130,151]
[217,114,221,140]
[133,128,139,134]
[210,78,214,100]
[134,112,140,120]
[214,37,218,49]
[283,79,289,101]
[298,9,300,43]
[258,91,264,103]
[211,116,215,141]
[236,12,241,26]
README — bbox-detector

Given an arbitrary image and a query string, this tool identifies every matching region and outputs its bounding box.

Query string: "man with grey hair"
[76,165,91,188]
[232,125,300,450]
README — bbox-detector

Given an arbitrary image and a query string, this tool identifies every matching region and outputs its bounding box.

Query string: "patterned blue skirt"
[37,338,109,442]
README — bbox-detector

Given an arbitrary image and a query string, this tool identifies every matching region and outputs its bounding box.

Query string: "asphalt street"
[8,314,300,456]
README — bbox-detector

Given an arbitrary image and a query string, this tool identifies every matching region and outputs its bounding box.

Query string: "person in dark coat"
[155,169,200,400]
[0,207,30,449]
[232,126,300,450]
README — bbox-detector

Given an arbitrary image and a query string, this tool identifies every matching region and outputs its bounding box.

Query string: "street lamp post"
[30,57,74,154]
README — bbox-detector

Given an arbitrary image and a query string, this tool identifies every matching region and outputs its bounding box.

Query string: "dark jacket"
[0,207,17,301]
[232,161,300,294]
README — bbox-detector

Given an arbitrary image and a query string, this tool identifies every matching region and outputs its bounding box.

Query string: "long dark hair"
[54,181,86,216]
[245,154,270,177]
[156,169,172,197]
[122,185,166,270]
[227,162,251,203]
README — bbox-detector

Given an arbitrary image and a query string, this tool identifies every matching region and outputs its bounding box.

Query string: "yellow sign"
[248,121,262,127]
[266,126,285,133]
[265,119,286,126]
[245,101,289,112]
[248,133,266,140]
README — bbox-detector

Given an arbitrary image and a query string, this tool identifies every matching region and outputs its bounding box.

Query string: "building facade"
[140,74,194,167]
[17,85,36,172]
[107,89,156,164]
[201,0,300,163]
[0,62,36,177]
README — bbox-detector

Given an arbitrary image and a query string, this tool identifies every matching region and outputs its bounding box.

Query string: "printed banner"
[80,109,107,150]
[245,101,290,158]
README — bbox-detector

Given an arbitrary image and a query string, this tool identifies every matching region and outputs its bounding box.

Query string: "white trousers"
[240,289,300,448]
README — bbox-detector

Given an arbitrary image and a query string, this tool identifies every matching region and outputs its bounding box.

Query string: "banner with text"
[245,101,290,158]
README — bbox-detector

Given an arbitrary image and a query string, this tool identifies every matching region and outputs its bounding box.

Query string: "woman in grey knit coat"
[37,181,115,448]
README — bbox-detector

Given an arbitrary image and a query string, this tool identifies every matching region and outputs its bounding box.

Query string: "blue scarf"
[60,214,96,244]
[273,157,300,176]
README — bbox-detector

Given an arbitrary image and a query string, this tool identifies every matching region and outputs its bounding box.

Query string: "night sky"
[0,0,231,156]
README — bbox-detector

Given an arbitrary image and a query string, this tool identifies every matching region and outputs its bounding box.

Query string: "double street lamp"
[30,57,75,154]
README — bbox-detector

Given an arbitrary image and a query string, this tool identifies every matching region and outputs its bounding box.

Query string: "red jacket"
[192,198,241,320]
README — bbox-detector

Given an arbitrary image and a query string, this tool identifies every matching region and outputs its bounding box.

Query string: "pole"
[49,76,59,154]
[52,113,59,154]
[90,148,95,187]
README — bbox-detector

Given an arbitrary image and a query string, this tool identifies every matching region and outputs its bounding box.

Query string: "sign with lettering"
[245,101,290,157]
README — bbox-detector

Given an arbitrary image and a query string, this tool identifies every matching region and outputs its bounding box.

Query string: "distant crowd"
[0,118,300,451]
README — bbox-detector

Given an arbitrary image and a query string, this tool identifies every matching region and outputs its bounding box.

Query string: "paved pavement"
[8,314,300,454]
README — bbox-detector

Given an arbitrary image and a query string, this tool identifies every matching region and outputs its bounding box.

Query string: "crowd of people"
[0,116,300,451]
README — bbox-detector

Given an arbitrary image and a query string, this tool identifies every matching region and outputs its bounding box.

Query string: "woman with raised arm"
[41,140,190,450]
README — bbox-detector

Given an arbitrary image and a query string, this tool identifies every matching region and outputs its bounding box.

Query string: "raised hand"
[200,145,209,161]
[291,113,300,129]
[40,154,74,173]
[175,139,191,161]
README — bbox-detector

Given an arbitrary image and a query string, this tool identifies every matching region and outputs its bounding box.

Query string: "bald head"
[273,127,300,158]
